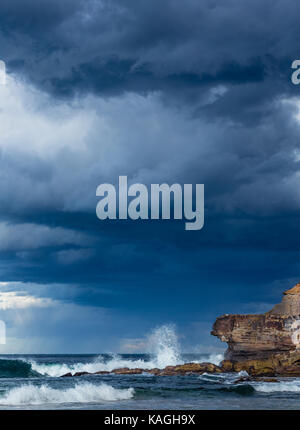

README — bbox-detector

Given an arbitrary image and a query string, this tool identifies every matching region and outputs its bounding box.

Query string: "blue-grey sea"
[0,353,298,409]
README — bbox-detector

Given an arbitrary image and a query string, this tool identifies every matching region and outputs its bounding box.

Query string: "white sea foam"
[0,382,134,405]
[199,370,248,385]
[207,353,224,365]
[29,356,156,377]
[254,380,300,393]
[191,353,224,366]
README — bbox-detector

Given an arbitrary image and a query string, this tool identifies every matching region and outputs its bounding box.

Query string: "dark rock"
[234,375,279,383]
[73,371,90,377]
[61,372,73,377]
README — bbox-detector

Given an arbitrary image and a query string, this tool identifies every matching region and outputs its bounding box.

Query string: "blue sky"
[0,0,300,353]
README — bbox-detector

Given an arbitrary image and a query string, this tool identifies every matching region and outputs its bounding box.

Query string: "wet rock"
[73,371,90,377]
[112,367,143,375]
[147,368,160,375]
[157,362,223,376]
[61,372,73,377]
[254,377,279,383]
[234,376,252,383]
[61,362,224,377]
[234,375,279,384]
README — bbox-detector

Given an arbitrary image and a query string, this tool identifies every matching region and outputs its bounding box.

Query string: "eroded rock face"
[211,283,300,361]
[221,350,300,377]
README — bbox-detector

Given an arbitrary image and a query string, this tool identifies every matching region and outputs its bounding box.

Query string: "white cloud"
[0,291,54,310]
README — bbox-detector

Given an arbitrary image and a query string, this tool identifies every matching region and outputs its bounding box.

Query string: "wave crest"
[0,359,40,378]
[254,380,300,393]
[0,382,134,405]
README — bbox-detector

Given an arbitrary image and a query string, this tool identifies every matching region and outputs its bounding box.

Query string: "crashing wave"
[254,380,300,393]
[0,382,134,405]
[0,359,40,378]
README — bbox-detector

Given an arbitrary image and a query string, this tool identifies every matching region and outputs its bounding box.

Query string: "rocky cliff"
[211,283,300,362]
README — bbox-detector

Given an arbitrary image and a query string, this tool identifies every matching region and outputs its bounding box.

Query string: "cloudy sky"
[0,0,300,353]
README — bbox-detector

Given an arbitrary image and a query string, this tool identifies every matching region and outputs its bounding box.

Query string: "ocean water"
[0,327,299,409]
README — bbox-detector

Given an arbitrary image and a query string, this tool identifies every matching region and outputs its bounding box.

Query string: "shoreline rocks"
[60,362,223,377]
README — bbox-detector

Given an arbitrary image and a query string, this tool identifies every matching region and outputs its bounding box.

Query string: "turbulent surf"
[0,326,299,409]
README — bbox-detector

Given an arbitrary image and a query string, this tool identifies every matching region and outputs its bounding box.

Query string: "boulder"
[61,372,73,377]
[158,362,223,375]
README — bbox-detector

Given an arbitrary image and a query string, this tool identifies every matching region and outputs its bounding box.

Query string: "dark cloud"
[1,0,300,351]
[0,0,296,104]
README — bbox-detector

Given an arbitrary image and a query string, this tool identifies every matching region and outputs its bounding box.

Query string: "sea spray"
[147,324,182,368]
[205,353,224,366]
[0,382,134,405]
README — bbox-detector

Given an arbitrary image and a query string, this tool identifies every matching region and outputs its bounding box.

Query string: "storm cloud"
[0,0,300,352]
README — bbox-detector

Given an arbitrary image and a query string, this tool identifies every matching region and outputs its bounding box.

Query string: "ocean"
[0,352,299,409]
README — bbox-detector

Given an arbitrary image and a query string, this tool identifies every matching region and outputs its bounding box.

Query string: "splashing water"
[0,383,134,405]
[206,353,224,366]
[147,324,183,368]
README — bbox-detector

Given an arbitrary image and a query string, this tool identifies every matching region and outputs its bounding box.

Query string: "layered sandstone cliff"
[211,283,300,362]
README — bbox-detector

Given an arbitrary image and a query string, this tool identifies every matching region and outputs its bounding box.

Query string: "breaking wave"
[254,380,300,393]
[0,359,40,378]
[0,382,134,405]
[30,356,157,377]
